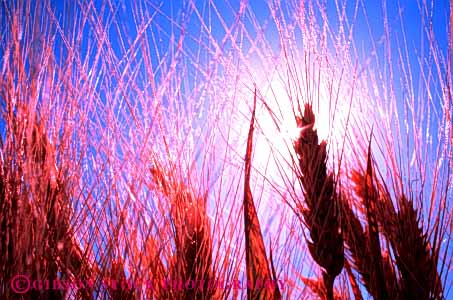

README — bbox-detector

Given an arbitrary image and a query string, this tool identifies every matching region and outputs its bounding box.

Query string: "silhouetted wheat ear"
[347,170,397,299]
[149,166,214,300]
[393,195,444,300]
[347,139,391,300]
[243,90,281,300]
[176,191,214,300]
[351,146,444,300]
[294,103,344,300]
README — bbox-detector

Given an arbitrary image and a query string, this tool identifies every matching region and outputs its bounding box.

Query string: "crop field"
[1,0,452,299]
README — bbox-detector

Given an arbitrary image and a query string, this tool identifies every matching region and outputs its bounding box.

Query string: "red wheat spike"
[294,103,344,300]
[361,134,388,300]
[393,195,444,300]
[149,164,215,300]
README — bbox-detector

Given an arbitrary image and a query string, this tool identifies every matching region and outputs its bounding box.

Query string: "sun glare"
[243,54,363,178]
